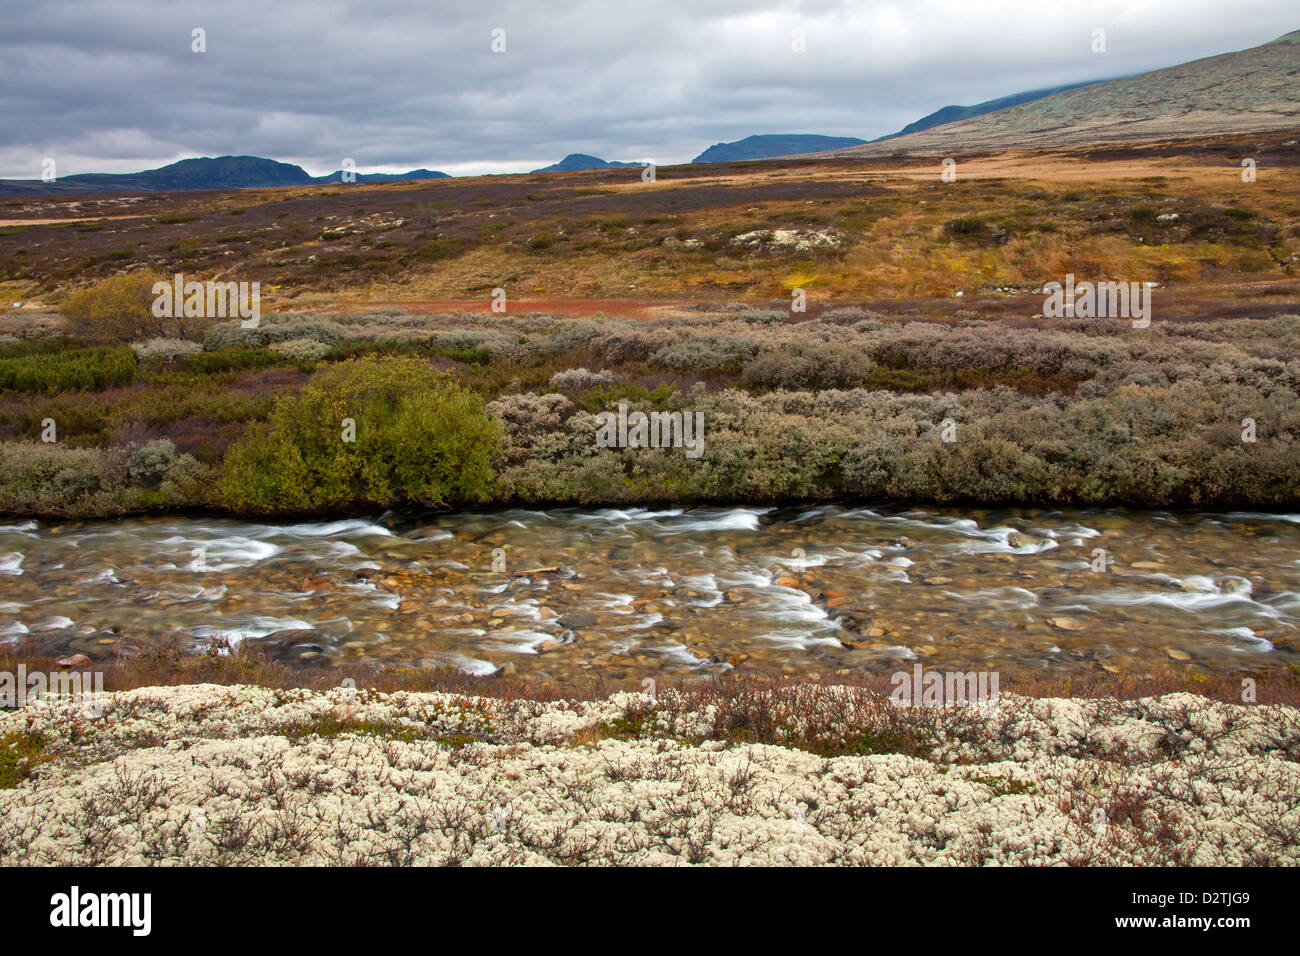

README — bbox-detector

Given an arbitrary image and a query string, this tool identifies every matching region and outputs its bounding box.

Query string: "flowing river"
[1,505,1297,683]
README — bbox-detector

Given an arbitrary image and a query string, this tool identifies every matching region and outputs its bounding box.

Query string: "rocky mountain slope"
[822,30,1300,156]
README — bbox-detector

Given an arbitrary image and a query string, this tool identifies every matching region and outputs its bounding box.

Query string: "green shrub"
[0,337,79,359]
[185,346,282,374]
[413,238,468,261]
[0,346,137,392]
[944,217,987,237]
[219,355,501,513]
[570,382,676,413]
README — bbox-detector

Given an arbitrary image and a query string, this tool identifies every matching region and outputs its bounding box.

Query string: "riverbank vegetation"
[1,293,1298,517]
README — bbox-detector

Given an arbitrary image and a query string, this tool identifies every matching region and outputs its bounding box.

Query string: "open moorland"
[0,131,1298,520]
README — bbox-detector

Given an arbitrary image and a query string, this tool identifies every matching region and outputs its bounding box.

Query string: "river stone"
[1049,616,1088,631]
[1166,648,1192,661]
[559,610,596,628]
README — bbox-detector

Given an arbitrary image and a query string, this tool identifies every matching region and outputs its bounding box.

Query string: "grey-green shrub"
[0,440,204,517]
[739,308,787,326]
[486,392,576,435]
[548,368,618,391]
[742,342,875,390]
[131,337,203,361]
[203,313,346,351]
[650,335,758,370]
[270,338,332,362]
[549,319,601,351]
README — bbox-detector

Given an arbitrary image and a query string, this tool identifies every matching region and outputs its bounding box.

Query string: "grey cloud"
[0,0,1295,178]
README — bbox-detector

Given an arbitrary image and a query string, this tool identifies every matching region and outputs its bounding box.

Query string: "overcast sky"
[1,0,1296,179]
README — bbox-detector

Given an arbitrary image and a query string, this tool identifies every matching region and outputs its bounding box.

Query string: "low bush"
[0,337,79,359]
[549,319,601,351]
[59,272,196,342]
[739,309,787,326]
[203,314,346,351]
[650,335,757,370]
[0,439,204,516]
[131,338,203,362]
[944,217,988,238]
[269,338,332,363]
[219,355,501,513]
[0,346,136,392]
[548,367,618,391]
[742,342,874,390]
[185,346,282,374]
[486,392,576,435]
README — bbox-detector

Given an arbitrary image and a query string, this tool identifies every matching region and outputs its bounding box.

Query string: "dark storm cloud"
[0,0,1296,178]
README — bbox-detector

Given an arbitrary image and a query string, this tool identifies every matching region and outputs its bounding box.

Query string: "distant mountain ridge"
[691,87,1096,163]
[692,134,866,163]
[878,81,1100,140]
[530,153,644,173]
[820,29,1300,157]
[0,155,450,197]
